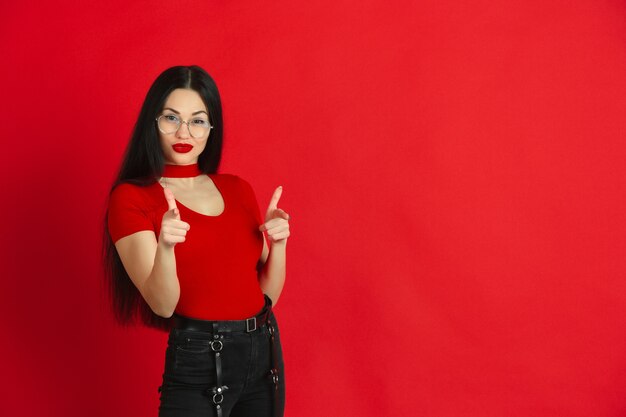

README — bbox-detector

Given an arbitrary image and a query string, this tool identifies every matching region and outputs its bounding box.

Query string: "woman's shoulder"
[109,180,163,209]
[211,174,258,209]
[111,181,152,199]
[107,181,160,242]
[210,173,252,189]
[209,174,259,224]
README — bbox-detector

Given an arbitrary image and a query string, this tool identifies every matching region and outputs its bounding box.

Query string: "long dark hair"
[101,65,223,331]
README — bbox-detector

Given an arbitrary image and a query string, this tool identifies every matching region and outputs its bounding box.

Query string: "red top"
[107,166,266,320]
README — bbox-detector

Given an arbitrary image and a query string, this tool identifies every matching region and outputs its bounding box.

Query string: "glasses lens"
[188,118,211,138]
[158,115,179,134]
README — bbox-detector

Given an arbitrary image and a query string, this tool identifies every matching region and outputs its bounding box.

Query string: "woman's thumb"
[164,206,180,220]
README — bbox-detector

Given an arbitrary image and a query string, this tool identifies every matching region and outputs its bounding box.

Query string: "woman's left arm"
[258,186,290,306]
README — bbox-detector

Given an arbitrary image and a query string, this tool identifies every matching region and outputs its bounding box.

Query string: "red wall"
[2,1,626,416]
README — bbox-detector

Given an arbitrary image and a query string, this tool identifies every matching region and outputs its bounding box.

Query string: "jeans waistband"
[172,295,273,333]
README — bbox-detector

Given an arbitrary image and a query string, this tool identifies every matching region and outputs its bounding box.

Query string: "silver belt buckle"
[246,317,257,332]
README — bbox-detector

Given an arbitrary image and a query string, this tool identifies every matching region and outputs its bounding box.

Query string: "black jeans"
[158,301,285,417]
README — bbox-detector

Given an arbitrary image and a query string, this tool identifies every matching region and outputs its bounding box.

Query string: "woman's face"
[157,88,211,165]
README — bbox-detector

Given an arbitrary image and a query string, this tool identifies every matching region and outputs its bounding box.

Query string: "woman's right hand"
[159,187,191,247]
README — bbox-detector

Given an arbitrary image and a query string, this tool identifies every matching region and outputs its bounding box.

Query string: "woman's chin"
[164,154,198,165]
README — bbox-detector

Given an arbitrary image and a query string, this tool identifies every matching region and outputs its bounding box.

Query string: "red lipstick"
[172,144,193,153]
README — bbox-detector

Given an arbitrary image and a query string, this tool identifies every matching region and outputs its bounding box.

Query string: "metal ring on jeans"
[211,340,223,351]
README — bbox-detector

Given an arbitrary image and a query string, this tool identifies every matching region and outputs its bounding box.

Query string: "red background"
[2,0,626,416]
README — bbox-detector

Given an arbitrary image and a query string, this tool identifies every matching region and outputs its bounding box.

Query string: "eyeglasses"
[155,114,213,139]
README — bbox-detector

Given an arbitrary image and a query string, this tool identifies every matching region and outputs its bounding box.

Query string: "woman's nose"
[176,121,191,138]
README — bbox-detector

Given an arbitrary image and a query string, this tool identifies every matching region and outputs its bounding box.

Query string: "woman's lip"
[172,144,193,153]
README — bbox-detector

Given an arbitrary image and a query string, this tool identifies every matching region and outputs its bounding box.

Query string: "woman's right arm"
[109,185,189,318]
[114,232,180,318]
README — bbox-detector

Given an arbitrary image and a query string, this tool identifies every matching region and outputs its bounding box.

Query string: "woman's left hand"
[259,186,290,244]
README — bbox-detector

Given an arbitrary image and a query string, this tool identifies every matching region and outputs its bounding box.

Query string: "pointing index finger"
[265,186,282,218]
[163,186,178,211]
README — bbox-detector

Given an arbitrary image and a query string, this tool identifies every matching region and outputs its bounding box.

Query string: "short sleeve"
[107,183,155,244]
[236,176,263,225]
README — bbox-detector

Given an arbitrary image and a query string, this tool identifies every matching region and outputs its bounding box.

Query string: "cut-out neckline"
[161,174,225,218]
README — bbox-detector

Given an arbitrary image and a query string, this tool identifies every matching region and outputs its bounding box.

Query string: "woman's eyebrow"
[163,107,208,116]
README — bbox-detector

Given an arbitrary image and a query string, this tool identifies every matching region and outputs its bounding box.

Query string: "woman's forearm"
[142,240,181,318]
[259,241,287,306]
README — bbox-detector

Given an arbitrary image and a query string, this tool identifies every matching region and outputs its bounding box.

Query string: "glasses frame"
[155,114,214,139]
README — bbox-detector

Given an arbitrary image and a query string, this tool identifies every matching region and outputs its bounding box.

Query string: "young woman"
[102,65,289,417]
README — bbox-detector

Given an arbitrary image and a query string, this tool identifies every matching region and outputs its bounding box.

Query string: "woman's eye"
[192,119,209,126]
[164,115,179,123]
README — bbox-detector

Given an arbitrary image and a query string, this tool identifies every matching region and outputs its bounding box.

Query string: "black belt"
[172,301,271,333]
